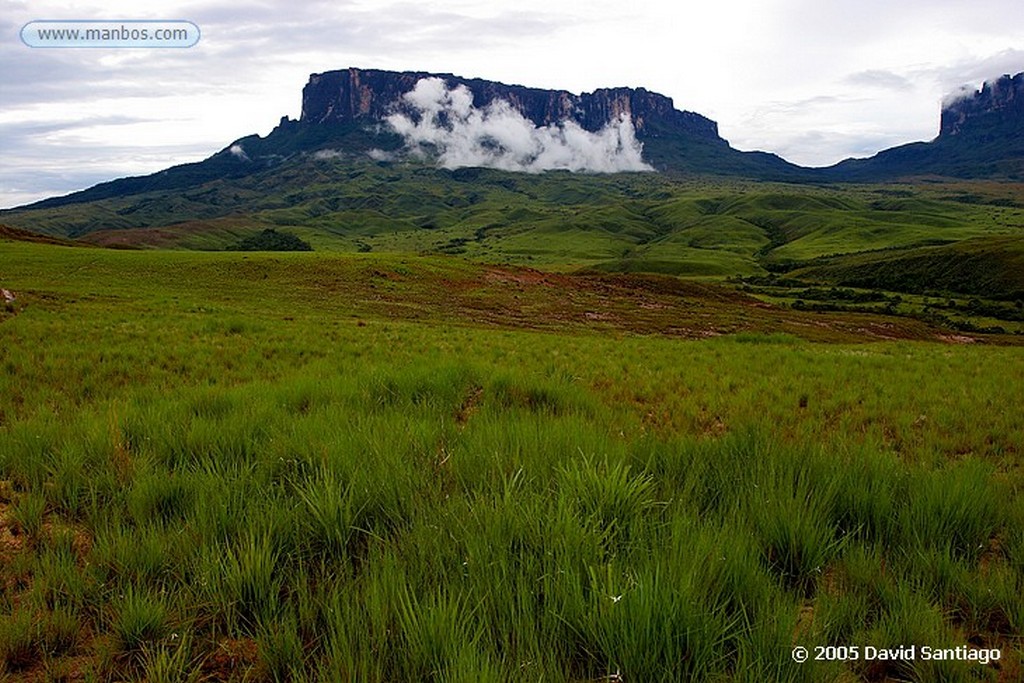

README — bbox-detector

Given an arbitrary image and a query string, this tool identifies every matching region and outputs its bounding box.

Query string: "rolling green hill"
[4,161,1023,298]
[791,236,1024,301]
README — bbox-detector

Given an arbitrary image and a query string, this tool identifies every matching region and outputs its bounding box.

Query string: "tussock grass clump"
[490,373,595,417]
[10,492,46,541]
[557,458,656,550]
[858,587,968,682]
[37,608,79,658]
[828,448,902,543]
[44,436,110,520]
[34,533,94,611]
[273,377,337,416]
[141,635,203,683]
[579,565,734,682]
[730,595,812,683]
[750,482,842,596]
[395,588,494,682]
[1,418,60,492]
[0,611,39,673]
[256,611,305,681]
[187,389,237,420]
[368,362,475,413]
[296,467,358,558]
[127,469,193,527]
[91,521,175,588]
[111,586,170,653]
[210,533,282,633]
[900,459,1003,560]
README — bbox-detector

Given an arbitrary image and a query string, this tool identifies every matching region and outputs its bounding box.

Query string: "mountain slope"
[4,155,1023,292]
[827,72,1024,181]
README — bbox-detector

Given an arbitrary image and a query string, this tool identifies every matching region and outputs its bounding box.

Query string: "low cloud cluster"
[312,149,344,160]
[386,78,652,173]
[942,83,979,107]
[940,71,1020,107]
[228,144,250,161]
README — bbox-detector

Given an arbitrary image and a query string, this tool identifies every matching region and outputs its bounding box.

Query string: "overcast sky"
[1,0,1022,208]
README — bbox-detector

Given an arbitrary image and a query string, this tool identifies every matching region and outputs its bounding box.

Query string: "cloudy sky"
[1,0,1022,208]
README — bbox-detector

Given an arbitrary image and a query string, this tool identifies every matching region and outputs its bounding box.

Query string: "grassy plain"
[1,240,1022,681]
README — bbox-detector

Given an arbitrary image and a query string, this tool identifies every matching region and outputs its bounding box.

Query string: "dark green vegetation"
[1,241,1022,681]
[824,131,1024,182]
[231,229,313,252]
[789,236,1024,301]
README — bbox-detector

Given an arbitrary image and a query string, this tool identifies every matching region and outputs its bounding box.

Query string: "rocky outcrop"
[300,67,722,142]
[939,73,1024,138]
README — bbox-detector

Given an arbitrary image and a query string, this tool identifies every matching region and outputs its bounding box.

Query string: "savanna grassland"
[1,236,1022,682]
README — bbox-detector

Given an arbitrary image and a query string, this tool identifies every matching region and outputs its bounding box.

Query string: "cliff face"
[300,67,723,142]
[939,73,1024,139]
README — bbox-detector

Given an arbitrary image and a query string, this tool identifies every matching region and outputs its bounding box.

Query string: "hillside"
[790,236,1024,301]
[826,73,1024,181]
[3,164,1023,279]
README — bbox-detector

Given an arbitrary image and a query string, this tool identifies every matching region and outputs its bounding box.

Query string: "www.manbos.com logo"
[21,20,200,48]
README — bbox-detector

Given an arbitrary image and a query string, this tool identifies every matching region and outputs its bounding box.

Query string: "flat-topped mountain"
[301,67,722,142]
[16,68,808,211]
[826,71,1024,180]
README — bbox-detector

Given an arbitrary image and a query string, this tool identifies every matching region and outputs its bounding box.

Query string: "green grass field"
[1,239,1022,681]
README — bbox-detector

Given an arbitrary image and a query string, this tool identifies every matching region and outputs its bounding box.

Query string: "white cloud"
[845,70,914,92]
[366,148,395,161]
[385,78,652,173]
[228,143,250,161]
